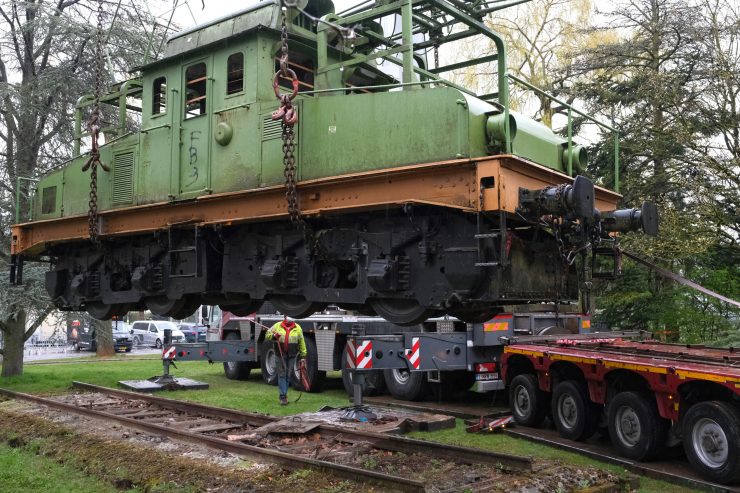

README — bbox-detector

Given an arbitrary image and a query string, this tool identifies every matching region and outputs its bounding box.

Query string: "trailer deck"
[504,338,740,423]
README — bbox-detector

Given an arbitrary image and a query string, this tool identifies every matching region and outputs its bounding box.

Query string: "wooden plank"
[187,423,243,434]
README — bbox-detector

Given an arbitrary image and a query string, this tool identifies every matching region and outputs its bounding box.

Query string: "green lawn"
[0,442,134,493]
[0,358,696,492]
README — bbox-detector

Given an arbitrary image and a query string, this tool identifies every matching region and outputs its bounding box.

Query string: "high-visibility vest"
[265,321,307,358]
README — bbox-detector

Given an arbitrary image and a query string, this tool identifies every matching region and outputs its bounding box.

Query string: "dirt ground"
[0,396,633,492]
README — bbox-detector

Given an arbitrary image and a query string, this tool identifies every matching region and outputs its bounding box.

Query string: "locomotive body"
[11,0,654,324]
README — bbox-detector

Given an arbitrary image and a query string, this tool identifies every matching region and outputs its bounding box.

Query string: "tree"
[452,0,594,127]
[93,317,114,356]
[0,0,162,375]
[572,0,740,338]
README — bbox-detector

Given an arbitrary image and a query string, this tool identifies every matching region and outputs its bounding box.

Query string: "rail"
[0,382,533,493]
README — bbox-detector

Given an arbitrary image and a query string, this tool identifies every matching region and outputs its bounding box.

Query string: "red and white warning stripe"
[406,337,420,369]
[162,346,176,360]
[345,340,356,369]
[355,340,373,369]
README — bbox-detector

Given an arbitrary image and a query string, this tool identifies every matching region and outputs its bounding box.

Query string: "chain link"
[82,0,110,244]
[272,4,331,261]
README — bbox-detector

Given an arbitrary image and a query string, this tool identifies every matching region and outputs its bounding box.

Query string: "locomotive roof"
[136,0,280,72]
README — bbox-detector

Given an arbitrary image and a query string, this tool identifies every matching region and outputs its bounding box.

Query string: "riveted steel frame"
[11,155,621,256]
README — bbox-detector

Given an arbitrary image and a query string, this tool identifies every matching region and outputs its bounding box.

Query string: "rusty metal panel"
[490,156,621,214]
[12,155,610,256]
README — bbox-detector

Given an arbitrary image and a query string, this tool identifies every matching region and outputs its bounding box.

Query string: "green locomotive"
[11,0,657,324]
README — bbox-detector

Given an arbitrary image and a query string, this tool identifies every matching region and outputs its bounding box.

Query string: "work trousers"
[277,353,295,398]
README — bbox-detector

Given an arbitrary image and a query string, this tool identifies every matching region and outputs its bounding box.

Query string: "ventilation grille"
[262,116,282,140]
[112,152,134,206]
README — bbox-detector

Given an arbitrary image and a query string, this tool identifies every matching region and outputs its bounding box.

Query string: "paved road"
[23,346,161,362]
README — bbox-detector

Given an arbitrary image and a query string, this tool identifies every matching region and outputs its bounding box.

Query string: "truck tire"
[608,391,667,461]
[383,368,427,401]
[289,337,325,392]
[222,332,251,380]
[259,340,279,386]
[683,401,740,484]
[341,345,386,396]
[510,374,548,427]
[551,380,599,441]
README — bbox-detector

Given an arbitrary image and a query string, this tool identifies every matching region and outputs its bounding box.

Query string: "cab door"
[176,58,211,197]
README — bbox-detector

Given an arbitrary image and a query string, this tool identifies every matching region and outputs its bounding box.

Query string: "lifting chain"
[82,0,110,244]
[434,44,440,70]
[271,2,331,261]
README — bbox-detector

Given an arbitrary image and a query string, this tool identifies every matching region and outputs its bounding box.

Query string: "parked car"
[112,324,133,353]
[130,320,185,348]
[68,319,132,352]
[177,323,208,343]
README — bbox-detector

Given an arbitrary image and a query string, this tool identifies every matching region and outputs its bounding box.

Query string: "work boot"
[279,395,288,406]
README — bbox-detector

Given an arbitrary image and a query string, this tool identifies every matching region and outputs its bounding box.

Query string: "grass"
[2,358,352,415]
[0,441,134,493]
[0,358,695,492]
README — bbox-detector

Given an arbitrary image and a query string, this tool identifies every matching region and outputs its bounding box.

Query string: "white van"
[130,320,185,348]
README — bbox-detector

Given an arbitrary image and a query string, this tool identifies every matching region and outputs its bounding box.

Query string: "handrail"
[315,0,513,153]
[73,79,143,157]
[507,73,620,192]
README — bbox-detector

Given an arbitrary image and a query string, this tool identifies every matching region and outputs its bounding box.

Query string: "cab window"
[152,76,167,114]
[226,53,244,95]
[185,63,207,119]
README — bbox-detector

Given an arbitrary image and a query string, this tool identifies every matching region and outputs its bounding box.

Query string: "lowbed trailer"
[349,333,740,484]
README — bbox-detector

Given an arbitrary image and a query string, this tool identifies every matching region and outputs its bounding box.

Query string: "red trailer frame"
[502,337,740,484]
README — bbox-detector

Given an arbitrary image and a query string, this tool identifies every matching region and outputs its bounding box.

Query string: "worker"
[265,316,307,405]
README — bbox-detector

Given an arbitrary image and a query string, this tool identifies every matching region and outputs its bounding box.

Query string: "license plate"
[475,373,499,381]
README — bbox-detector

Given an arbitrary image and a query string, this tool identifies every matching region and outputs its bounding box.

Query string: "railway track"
[358,396,740,493]
[503,427,740,493]
[0,382,534,493]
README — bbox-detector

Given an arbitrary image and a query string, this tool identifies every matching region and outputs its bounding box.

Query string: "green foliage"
[571,0,740,342]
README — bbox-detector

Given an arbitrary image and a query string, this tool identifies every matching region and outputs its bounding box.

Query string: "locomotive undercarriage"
[45,206,578,325]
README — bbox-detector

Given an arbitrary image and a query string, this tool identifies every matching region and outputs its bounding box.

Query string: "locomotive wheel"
[145,296,186,317]
[220,300,264,317]
[86,302,117,321]
[608,391,667,461]
[338,304,377,316]
[451,309,501,324]
[170,296,201,320]
[551,380,599,441]
[683,401,740,484]
[271,296,323,318]
[369,298,433,326]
